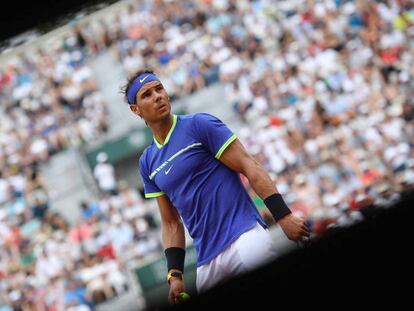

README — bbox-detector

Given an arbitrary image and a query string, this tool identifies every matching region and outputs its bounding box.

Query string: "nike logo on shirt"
[139,75,149,83]
[165,165,174,175]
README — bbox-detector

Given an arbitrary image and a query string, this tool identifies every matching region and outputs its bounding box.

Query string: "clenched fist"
[168,277,186,305]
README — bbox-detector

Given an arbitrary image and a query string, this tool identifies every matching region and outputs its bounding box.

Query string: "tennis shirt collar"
[153,114,177,149]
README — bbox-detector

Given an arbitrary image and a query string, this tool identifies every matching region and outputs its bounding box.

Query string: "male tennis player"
[122,70,309,304]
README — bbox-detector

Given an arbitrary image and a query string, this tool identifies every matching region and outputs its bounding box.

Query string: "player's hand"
[168,277,186,305]
[278,213,310,241]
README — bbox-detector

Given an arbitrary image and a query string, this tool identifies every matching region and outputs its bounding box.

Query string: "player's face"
[131,81,170,122]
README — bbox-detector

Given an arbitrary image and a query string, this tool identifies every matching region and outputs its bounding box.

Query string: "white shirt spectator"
[363,127,384,146]
[93,153,117,193]
[0,222,11,245]
[123,55,143,75]
[211,46,231,65]
[78,118,96,141]
[104,260,127,294]
[381,118,403,141]
[0,177,9,204]
[237,75,254,103]
[67,305,91,311]
[35,252,64,284]
[72,65,93,84]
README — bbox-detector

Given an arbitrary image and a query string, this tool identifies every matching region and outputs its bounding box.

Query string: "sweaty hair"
[120,69,155,105]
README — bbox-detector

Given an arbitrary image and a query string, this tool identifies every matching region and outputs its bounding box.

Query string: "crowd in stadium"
[1,0,414,310]
[0,175,162,310]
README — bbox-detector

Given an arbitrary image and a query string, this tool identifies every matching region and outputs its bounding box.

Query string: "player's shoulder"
[179,112,219,124]
[177,113,198,121]
[176,112,208,127]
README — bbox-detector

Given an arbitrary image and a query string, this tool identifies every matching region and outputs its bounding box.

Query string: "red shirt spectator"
[379,47,400,66]
[269,115,283,126]
[291,201,308,219]
[6,225,22,248]
[360,169,382,187]
[96,243,116,260]
[69,223,93,243]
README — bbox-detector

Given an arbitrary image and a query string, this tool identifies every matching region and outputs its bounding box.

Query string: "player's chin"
[157,104,170,116]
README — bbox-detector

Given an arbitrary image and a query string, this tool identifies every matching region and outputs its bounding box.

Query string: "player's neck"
[151,114,174,145]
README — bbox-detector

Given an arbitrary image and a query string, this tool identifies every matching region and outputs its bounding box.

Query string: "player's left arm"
[219,138,309,241]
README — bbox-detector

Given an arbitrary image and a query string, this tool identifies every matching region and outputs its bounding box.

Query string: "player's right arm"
[139,153,187,303]
[156,194,185,249]
[156,195,186,304]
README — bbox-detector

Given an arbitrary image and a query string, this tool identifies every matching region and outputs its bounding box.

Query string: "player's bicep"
[218,138,258,176]
[156,195,182,225]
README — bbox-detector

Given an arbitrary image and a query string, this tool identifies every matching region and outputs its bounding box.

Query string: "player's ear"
[129,104,142,117]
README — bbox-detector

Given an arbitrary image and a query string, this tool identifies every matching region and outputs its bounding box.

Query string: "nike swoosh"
[139,75,149,83]
[165,165,173,175]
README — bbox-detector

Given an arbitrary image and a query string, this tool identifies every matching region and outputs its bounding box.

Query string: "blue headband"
[127,73,160,105]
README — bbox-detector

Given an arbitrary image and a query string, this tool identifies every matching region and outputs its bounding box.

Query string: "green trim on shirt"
[153,114,177,149]
[145,192,165,198]
[215,134,237,159]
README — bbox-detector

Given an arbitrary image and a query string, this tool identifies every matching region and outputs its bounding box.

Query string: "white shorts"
[196,222,278,293]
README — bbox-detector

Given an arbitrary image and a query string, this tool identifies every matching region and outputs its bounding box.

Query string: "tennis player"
[122,70,309,304]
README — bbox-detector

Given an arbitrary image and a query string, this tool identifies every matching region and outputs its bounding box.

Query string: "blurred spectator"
[64,277,93,311]
[35,248,64,285]
[93,152,118,196]
[103,259,128,296]
[32,196,49,220]
[80,201,100,222]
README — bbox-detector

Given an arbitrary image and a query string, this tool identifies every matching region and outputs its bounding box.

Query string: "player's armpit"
[156,195,181,224]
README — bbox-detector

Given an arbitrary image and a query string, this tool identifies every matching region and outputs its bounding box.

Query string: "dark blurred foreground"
[162,189,414,310]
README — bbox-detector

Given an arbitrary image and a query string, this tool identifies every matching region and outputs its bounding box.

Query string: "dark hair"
[120,69,155,105]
